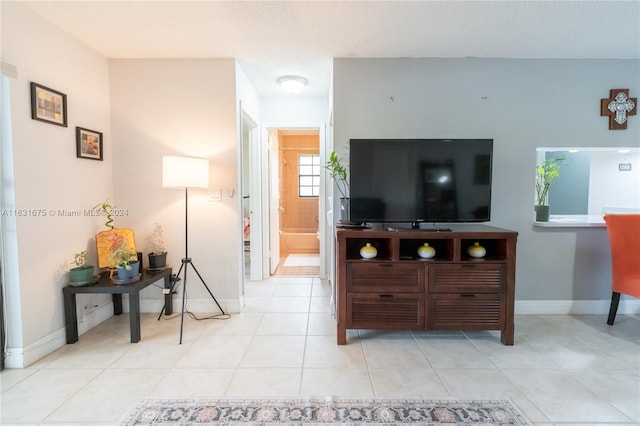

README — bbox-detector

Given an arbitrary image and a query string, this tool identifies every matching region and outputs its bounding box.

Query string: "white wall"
[261,97,329,124]
[236,63,261,124]
[333,58,640,307]
[109,58,242,312]
[589,151,640,214]
[1,3,113,366]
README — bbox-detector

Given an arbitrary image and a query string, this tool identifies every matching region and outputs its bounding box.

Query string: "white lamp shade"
[162,156,210,189]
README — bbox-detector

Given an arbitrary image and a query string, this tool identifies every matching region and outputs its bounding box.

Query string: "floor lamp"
[162,155,225,344]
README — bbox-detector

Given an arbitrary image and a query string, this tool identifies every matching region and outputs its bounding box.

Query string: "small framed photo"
[30,82,67,127]
[76,127,103,161]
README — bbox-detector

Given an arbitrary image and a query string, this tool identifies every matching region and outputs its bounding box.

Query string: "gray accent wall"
[548,151,590,215]
[332,58,640,302]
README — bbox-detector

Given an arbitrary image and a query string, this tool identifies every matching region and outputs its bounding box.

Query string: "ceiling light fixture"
[277,75,308,95]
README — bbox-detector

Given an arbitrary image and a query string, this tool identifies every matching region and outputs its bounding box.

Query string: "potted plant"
[147,222,167,269]
[94,199,116,229]
[68,250,95,283]
[108,234,140,280]
[325,150,350,221]
[535,156,566,221]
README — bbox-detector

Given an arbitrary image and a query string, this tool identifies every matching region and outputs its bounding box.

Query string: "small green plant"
[72,251,88,268]
[535,156,566,206]
[94,199,116,229]
[108,234,137,270]
[325,150,349,199]
[149,223,166,254]
[68,249,94,282]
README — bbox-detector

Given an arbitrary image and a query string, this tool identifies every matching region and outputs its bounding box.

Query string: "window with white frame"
[298,154,320,197]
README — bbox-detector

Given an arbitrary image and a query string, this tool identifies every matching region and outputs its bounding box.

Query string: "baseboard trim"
[515,298,640,315]
[4,301,113,368]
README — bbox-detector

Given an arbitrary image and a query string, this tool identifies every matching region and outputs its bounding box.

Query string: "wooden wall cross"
[601,89,637,130]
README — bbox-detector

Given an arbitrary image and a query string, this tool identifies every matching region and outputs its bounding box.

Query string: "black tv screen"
[349,139,493,224]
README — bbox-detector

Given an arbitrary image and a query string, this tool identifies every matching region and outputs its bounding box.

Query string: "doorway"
[244,123,327,282]
[274,130,320,276]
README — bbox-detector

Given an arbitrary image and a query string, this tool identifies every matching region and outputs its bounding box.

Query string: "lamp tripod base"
[159,257,226,344]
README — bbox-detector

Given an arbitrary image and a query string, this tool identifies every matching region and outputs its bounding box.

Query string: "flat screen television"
[349,139,493,226]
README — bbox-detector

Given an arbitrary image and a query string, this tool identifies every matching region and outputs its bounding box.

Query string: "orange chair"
[603,214,640,325]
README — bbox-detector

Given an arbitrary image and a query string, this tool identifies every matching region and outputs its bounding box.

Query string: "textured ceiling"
[21,0,640,97]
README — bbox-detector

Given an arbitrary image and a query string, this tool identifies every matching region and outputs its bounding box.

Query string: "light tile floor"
[1,275,639,425]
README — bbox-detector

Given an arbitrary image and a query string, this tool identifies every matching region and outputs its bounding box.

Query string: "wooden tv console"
[336,224,518,345]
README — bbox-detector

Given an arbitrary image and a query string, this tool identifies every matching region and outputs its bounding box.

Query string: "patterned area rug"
[119,398,531,425]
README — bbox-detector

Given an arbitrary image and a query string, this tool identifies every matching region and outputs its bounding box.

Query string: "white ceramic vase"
[417,243,436,259]
[359,243,377,259]
[467,242,486,258]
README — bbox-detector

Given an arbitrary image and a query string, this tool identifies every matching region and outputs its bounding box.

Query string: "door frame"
[240,108,262,283]
[258,122,328,279]
[266,128,280,276]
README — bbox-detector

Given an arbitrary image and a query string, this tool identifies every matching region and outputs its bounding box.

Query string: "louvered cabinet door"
[347,262,424,293]
[427,263,505,330]
[345,262,424,329]
[429,293,504,329]
[347,293,425,330]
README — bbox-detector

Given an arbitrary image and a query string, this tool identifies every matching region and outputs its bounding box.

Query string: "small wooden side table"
[63,268,172,343]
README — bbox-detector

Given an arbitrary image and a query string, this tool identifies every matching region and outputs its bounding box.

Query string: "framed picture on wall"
[76,127,103,161]
[30,82,67,127]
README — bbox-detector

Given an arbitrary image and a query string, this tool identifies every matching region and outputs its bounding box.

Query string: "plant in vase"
[147,222,167,269]
[108,234,140,280]
[535,156,566,222]
[68,250,95,284]
[325,150,350,222]
[93,199,116,229]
